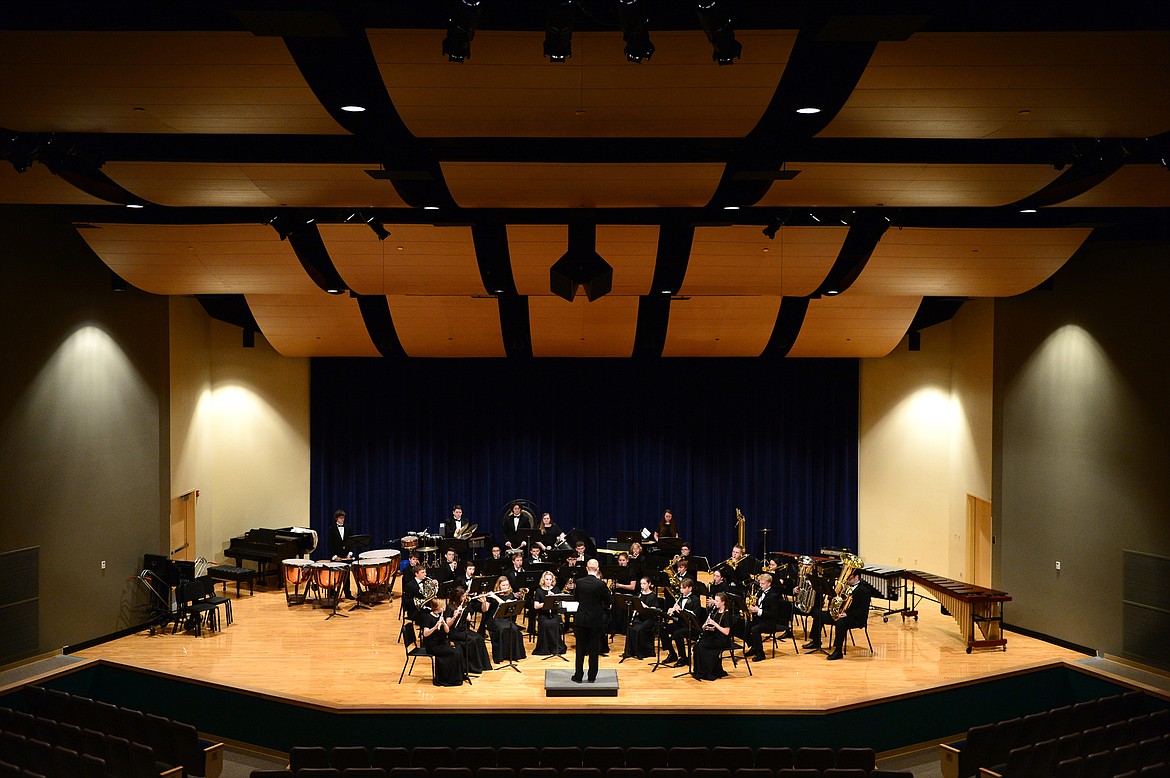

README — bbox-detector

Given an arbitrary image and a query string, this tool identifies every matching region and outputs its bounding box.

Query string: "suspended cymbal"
[416,546,438,553]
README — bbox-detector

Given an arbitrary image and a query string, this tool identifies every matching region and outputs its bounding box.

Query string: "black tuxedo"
[434,561,460,585]
[664,590,703,660]
[746,586,790,657]
[572,573,612,681]
[442,517,470,538]
[809,581,875,652]
[502,510,534,548]
[326,522,353,597]
[402,574,427,622]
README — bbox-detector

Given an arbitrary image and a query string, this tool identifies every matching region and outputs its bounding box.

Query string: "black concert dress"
[485,593,527,662]
[532,587,567,655]
[446,602,492,673]
[624,591,662,659]
[692,610,734,681]
[420,610,465,687]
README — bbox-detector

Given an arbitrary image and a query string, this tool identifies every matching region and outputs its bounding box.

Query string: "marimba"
[903,570,1012,653]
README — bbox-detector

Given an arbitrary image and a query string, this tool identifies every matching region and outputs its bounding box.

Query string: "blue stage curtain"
[310,357,858,562]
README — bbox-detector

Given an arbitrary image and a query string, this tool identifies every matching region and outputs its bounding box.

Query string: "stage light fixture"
[550,222,613,302]
[762,211,790,240]
[696,0,741,65]
[443,0,482,62]
[618,0,655,63]
[368,219,391,241]
[544,0,575,62]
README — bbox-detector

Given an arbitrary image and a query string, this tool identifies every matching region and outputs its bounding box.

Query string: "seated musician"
[489,544,504,561]
[400,549,420,575]
[567,540,589,573]
[505,551,527,590]
[527,544,546,567]
[679,541,694,561]
[420,597,466,686]
[532,570,567,656]
[670,557,692,599]
[654,509,679,542]
[746,573,792,661]
[663,577,702,667]
[459,559,478,594]
[803,571,875,660]
[447,586,492,674]
[536,512,567,551]
[708,568,738,599]
[402,564,430,623]
[484,576,527,663]
[693,592,735,681]
[435,548,461,584]
[622,576,662,659]
[627,542,646,578]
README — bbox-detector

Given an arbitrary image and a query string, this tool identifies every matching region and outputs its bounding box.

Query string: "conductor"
[571,559,612,683]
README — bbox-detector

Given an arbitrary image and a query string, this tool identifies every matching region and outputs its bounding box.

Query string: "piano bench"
[207,565,257,598]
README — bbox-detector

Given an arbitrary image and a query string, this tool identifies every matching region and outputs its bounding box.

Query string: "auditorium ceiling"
[2,3,1168,358]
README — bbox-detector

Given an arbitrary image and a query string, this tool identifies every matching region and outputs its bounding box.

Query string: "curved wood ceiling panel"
[0,165,108,205]
[663,296,780,357]
[246,293,379,357]
[788,295,921,358]
[508,224,658,297]
[319,223,482,296]
[77,224,318,296]
[1054,165,1170,208]
[757,163,1062,208]
[371,30,794,138]
[684,226,845,297]
[848,227,1092,297]
[529,296,639,357]
[0,32,345,134]
[821,32,1170,139]
[443,162,724,208]
[103,163,408,208]
[387,295,505,358]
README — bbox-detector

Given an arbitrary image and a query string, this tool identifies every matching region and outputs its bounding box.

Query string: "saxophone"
[795,555,818,614]
[828,552,863,618]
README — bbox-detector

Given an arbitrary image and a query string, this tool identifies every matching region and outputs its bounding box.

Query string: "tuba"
[413,577,439,610]
[795,555,818,614]
[828,552,863,618]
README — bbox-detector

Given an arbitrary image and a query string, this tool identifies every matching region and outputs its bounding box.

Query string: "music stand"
[516,528,541,551]
[494,598,526,673]
[438,537,470,560]
[658,537,683,554]
[539,593,572,662]
[614,593,642,664]
[672,609,703,679]
[690,555,711,572]
[344,534,372,556]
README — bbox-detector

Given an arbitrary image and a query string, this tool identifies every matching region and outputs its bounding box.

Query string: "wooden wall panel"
[663,296,780,357]
[247,293,380,357]
[788,295,921,358]
[529,295,639,357]
[320,224,483,296]
[387,296,505,357]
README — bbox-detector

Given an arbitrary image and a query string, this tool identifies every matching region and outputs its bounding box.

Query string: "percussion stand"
[495,599,525,673]
[324,567,349,621]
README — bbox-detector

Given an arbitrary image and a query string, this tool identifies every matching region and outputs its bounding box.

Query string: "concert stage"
[50,583,1132,753]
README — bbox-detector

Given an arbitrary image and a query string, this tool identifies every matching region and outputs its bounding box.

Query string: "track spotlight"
[762,211,790,240]
[543,0,575,62]
[618,0,654,63]
[695,0,741,65]
[443,0,482,63]
[368,218,391,241]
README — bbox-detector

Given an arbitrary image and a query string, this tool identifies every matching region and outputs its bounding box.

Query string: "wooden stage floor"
[75,583,1085,715]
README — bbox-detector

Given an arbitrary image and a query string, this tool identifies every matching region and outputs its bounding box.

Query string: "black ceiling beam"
[354,294,407,359]
[632,295,671,359]
[498,294,533,359]
[814,215,891,297]
[472,223,517,296]
[1011,140,1131,210]
[278,11,457,209]
[909,297,968,334]
[631,220,694,358]
[760,298,811,359]
[267,217,349,294]
[195,294,259,333]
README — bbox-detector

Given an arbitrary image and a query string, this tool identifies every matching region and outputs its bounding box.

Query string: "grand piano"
[224,527,314,584]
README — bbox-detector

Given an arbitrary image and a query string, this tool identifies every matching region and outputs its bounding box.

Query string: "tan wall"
[859,299,994,580]
[169,298,311,564]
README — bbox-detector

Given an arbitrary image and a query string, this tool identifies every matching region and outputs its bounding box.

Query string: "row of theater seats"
[4,684,223,778]
[266,746,912,777]
[252,769,915,778]
[1,725,178,778]
[984,732,1170,778]
[941,692,1157,778]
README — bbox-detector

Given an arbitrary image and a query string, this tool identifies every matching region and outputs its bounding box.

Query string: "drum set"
[399,531,444,566]
[281,548,400,619]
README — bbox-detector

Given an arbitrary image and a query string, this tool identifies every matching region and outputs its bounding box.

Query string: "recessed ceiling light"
[723,205,740,210]
[423,206,440,211]
[340,105,366,112]
[661,290,672,295]
[796,107,822,114]
[1020,208,1037,214]
[125,203,144,209]
[826,289,839,295]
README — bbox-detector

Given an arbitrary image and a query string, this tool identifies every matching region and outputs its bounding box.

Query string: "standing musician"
[442,504,470,538]
[608,552,638,636]
[503,502,534,552]
[402,564,431,623]
[447,586,492,674]
[435,548,461,584]
[532,570,567,656]
[654,509,679,542]
[571,559,612,683]
[692,592,735,681]
[536,512,567,551]
[662,577,703,667]
[803,570,875,661]
[420,597,465,686]
[746,573,791,662]
[622,575,662,660]
[484,576,527,663]
[326,508,355,600]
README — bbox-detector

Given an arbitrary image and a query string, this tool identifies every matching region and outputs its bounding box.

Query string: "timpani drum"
[354,558,394,604]
[282,558,313,606]
[310,561,349,608]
